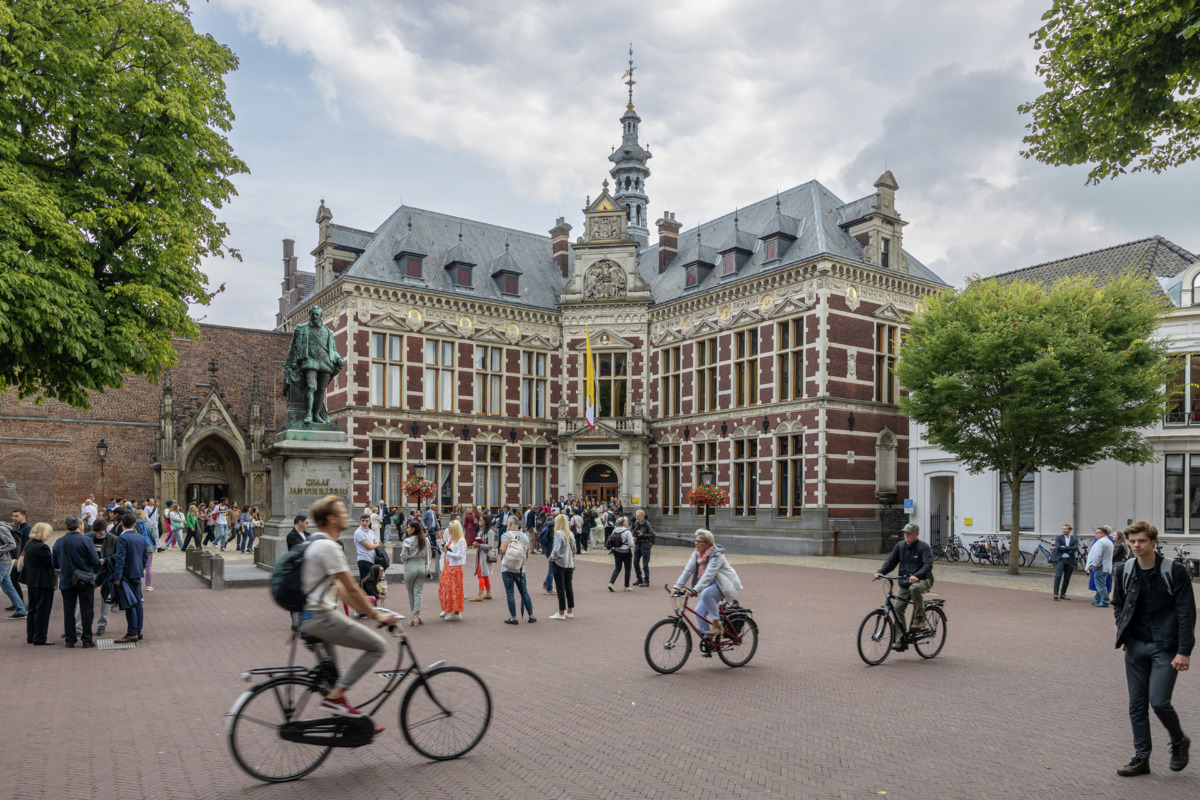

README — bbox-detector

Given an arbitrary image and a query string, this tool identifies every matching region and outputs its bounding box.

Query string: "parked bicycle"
[644,585,758,673]
[1174,543,1200,579]
[1019,537,1057,569]
[857,576,948,665]
[967,534,1009,566]
[932,534,967,562]
[226,617,491,783]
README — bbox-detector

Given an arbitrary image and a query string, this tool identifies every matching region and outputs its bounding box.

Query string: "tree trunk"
[1008,478,1022,576]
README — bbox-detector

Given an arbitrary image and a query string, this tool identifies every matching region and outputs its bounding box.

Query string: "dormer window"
[686,266,699,288]
[723,254,736,275]
[455,265,473,286]
[503,274,519,295]
[764,240,777,261]
[405,256,422,278]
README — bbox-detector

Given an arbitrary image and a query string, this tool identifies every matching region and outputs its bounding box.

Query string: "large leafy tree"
[1019,0,1200,183]
[896,273,1171,575]
[0,0,247,407]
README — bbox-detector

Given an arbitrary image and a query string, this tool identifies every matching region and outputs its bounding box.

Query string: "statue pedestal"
[257,429,361,569]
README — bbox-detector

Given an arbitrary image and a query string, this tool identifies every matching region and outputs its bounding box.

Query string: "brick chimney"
[549,217,572,278]
[282,238,297,276]
[656,212,682,274]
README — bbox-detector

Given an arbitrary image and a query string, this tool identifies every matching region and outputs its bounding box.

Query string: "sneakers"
[146,586,154,592]
[623,587,633,592]
[5,612,27,620]
[1171,735,1191,772]
[319,696,364,718]
[548,613,566,620]
[565,612,574,619]
[608,584,614,592]
[1117,754,1150,777]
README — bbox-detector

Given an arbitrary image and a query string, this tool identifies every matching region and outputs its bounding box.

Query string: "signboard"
[631,497,640,505]
[903,498,914,514]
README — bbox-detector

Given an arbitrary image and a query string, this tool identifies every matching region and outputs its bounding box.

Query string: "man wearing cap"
[875,523,934,649]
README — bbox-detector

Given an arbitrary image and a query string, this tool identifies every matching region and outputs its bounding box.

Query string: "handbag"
[66,542,95,587]
[374,546,390,571]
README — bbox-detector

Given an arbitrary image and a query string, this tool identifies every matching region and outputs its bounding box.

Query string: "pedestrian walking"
[0,519,26,620]
[438,520,466,621]
[398,520,429,626]
[136,509,156,591]
[22,522,55,645]
[606,516,635,591]
[548,513,575,619]
[631,509,656,587]
[1112,520,1195,777]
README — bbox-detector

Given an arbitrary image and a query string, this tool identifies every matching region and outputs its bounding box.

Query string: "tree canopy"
[1019,0,1200,183]
[0,0,247,407]
[896,273,1172,574]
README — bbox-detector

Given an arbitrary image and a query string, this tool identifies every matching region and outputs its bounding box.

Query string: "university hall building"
[0,91,948,553]
[273,94,948,553]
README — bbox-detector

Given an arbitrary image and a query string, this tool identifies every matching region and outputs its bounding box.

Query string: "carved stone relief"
[583,260,627,301]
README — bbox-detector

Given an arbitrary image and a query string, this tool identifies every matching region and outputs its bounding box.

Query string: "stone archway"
[581,462,620,506]
[182,435,245,506]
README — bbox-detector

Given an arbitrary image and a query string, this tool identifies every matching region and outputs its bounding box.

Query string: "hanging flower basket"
[404,474,437,502]
[686,484,730,510]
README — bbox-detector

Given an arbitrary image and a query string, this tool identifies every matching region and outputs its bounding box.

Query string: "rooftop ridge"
[329,222,376,238]
[398,204,554,244]
[990,237,1164,280]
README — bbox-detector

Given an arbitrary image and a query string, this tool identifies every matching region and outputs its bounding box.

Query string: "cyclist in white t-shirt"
[298,495,399,720]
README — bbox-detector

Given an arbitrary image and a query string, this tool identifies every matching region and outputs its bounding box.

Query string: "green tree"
[896,273,1171,575]
[0,0,247,407]
[1019,0,1200,183]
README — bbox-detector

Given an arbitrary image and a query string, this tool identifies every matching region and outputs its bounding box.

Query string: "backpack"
[270,533,330,612]
[606,529,624,552]
[1121,557,1177,597]
[502,533,527,572]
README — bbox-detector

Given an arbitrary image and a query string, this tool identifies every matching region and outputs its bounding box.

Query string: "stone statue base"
[256,428,361,569]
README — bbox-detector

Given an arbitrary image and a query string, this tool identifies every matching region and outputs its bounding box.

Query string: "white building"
[910,236,1200,553]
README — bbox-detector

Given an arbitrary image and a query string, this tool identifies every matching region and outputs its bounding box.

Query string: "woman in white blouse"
[438,521,467,621]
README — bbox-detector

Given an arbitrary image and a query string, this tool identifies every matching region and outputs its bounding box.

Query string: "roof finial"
[505,239,510,252]
[458,223,463,242]
[776,191,781,213]
[623,43,636,110]
[734,207,739,230]
[407,216,412,233]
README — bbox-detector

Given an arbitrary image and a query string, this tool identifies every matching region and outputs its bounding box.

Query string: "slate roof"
[295,271,315,297]
[989,236,1199,304]
[637,180,948,305]
[328,223,375,254]
[338,205,570,311]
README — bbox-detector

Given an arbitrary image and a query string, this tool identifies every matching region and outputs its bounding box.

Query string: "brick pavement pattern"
[1,554,1197,800]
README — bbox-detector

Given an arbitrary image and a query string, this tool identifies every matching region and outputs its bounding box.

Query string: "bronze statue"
[284,306,345,428]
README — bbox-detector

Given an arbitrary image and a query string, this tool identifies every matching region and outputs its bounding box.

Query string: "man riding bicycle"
[875,522,934,650]
[299,495,399,719]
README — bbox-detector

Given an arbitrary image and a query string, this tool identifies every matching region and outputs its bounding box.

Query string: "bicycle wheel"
[644,618,692,674]
[716,614,759,668]
[400,666,491,760]
[932,546,944,562]
[914,607,947,659]
[1000,549,1009,566]
[956,546,970,563]
[856,609,894,666]
[227,676,332,783]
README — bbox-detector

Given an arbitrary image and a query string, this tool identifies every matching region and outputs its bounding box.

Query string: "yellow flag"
[584,327,596,429]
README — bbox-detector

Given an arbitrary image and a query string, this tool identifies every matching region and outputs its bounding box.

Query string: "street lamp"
[699,467,715,531]
[412,459,428,524]
[97,439,108,499]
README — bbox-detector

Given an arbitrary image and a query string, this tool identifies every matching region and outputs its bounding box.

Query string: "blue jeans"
[543,558,555,592]
[502,571,534,618]
[1092,570,1109,605]
[695,584,724,635]
[634,544,652,584]
[0,564,25,614]
[214,524,228,549]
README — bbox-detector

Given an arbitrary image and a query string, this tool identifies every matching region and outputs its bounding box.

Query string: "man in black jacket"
[631,510,655,587]
[1112,520,1195,777]
[285,515,310,550]
[85,519,119,636]
[875,523,934,648]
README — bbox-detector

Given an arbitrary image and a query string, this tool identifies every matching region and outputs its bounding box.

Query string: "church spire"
[609,44,652,247]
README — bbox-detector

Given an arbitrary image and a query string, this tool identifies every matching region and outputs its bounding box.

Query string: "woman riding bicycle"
[672,529,743,646]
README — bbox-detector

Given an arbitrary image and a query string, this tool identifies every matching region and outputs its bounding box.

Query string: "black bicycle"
[226,616,491,782]
[856,576,947,665]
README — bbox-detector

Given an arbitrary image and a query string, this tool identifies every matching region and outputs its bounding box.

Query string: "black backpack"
[270,534,330,612]
[606,529,624,551]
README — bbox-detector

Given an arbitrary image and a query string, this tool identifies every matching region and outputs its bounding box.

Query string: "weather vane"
[622,43,636,109]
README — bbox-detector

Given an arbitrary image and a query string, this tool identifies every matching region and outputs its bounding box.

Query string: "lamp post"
[699,467,715,531]
[97,439,108,500]
[412,459,427,523]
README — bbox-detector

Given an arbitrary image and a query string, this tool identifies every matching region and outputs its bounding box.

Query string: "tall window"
[694,441,718,516]
[875,323,898,404]
[474,444,503,512]
[722,253,736,275]
[424,339,455,412]
[660,445,680,515]
[521,446,548,507]
[764,239,777,261]
[1164,355,1200,424]
[733,438,758,517]
[881,237,891,269]
[777,318,804,401]
[661,346,682,417]
[424,441,455,514]
[591,352,628,417]
[369,440,404,506]
[695,338,718,413]
[1164,453,1200,535]
[369,332,403,408]
[999,473,1034,532]
[686,266,699,288]
[473,345,503,416]
[521,351,547,419]
[735,329,759,408]
[775,434,804,516]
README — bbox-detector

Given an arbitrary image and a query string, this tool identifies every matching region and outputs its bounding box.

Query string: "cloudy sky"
[188,0,1200,329]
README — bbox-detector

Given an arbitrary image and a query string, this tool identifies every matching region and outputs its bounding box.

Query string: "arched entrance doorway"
[581,463,619,506]
[183,436,244,506]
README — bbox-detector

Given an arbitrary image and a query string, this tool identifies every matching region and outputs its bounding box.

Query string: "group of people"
[879,520,1194,779]
[1,509,149,647]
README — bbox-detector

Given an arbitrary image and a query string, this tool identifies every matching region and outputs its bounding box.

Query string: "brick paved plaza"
[2,549,1196,800]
